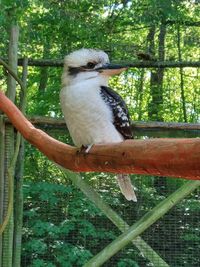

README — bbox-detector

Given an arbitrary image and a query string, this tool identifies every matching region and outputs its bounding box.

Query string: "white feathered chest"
[60,79,123,147]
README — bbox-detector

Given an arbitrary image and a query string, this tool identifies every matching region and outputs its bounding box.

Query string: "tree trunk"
[38,43,50,92]
[147,23,167,193]
[177,25,187,122]
[137,69,145,121]
[148,24,166,121]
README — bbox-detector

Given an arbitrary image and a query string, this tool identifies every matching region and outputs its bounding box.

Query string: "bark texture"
[0,91,200,180]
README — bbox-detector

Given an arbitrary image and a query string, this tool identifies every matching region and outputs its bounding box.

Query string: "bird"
[60,48,137,201]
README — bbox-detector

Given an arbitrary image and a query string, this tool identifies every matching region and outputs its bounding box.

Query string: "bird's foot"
[85,144,94,153]
[77,144,94,154]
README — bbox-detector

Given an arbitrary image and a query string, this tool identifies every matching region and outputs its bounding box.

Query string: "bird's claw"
[76,144,93,154]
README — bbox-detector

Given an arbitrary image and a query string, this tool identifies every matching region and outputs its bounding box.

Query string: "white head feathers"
[64,48,109,68]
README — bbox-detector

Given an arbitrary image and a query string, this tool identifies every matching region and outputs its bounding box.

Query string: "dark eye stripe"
[68,62,97,76]
[68,67,83,75]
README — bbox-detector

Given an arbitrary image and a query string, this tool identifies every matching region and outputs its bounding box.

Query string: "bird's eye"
[86,62,96,69]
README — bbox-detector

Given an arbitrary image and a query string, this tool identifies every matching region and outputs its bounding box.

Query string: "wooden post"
[2,24,19,267]
[13,58,28,267]
[2,125,15,267]
[0,117,5,267]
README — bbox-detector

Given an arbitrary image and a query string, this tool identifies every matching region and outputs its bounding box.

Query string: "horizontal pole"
[132,120,200,131]
[165,19,200,26]
[4,116,200,130]
[124,61,200,68]
[1,58,200,68]
[0,90,200,180]
[3,116,200,136]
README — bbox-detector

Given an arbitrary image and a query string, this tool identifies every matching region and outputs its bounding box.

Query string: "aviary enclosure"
[0,1,200,267]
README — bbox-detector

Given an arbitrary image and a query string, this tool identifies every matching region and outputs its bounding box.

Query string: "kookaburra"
[60,48,137,201]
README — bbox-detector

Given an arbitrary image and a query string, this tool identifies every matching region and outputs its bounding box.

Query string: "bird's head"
[62,48,127,85]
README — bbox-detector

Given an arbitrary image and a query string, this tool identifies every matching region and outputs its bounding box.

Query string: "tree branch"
[0,90,200,180]
[0,58,24,90]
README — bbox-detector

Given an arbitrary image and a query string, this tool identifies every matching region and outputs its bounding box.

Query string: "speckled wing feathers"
[100,86,132,140]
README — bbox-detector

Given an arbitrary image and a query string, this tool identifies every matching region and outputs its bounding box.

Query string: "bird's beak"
[96,63,128,76]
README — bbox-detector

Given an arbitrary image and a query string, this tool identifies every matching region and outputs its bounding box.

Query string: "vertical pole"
[2,127,14,267]
[13,58,28,267]
[2,24,19,267]
[6,25,19,102]
[0,116,5,267]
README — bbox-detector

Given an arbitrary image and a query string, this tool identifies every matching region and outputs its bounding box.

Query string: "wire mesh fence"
[20,129,200,267]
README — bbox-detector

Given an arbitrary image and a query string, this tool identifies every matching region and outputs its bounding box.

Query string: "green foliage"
[23,181,93,266]
[24,176,145,266]
[22,169,200,266]
[31,259,56,267]
[1,0,200,266]
[117,258,139,267]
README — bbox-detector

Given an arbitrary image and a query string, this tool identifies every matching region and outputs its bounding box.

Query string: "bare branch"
[0,91,200,180]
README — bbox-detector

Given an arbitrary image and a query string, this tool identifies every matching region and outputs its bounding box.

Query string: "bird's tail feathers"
[117,174,137,202]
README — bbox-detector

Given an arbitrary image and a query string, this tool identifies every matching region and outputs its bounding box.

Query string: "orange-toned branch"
[0,90,200,180]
